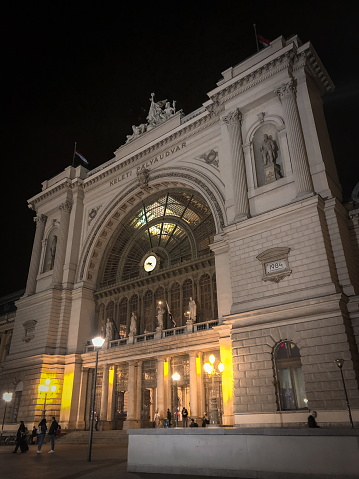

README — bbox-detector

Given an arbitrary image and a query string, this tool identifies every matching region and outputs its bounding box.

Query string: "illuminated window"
[274,341,307,411]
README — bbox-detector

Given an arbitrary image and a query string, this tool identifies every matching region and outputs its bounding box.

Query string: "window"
[274,341,307,410]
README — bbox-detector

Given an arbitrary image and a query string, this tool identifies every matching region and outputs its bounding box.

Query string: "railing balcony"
[84,318,221,352]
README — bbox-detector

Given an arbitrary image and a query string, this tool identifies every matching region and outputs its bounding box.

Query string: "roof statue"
[125,93,177,143]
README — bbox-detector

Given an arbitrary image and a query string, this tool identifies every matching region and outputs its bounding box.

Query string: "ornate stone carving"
[88,206,101,225]
[137,168,150,188]
[125,93,177,143]
[275,79,297,100]
[22,320,37,343]
[59,200,73,214]
[223,108,242,126]
[196,149,219,167]
[34,214,47,225]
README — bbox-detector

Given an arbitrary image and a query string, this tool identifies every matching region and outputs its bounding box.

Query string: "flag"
[165,300,177,327]
[257,34,270,47]
[75,150,89,165]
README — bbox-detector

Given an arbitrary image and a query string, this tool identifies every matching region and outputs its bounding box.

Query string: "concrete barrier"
[127,428,359,478]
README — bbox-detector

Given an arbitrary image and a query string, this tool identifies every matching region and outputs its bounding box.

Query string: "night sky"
[2,2,358,297]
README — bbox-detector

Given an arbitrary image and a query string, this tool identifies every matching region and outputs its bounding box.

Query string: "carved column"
[223,109,249,221]
[25,214,47,295]
[189,352,199,418]
[76,368,89,430]
[276,80,314,197]
[52,200,72,285]
[124,361,136,429]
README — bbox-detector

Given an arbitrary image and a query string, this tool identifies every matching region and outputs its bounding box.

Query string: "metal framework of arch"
[99,188,217,288]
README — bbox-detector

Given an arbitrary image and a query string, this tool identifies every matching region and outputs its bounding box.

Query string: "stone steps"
[57,430,128,445]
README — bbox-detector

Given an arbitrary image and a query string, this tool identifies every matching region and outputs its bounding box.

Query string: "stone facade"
[0,35,358,430]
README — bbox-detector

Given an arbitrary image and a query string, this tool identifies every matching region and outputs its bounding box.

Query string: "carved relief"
[137,168,150,188]
[22,320,37,343]
[195,149,219,167]
[88,206,101,226]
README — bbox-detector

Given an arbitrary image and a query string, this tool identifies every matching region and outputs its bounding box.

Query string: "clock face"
[143,255,157,272]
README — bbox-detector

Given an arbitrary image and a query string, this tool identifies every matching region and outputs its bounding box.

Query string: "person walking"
[166,408,172,427]
[30,426,37,445]
[12,421,28,453]
[181,407,189,427]
[47,416,59,453]
[36,418,47,453]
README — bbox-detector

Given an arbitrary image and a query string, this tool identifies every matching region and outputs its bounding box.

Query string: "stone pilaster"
[223,109,249,221]
[52,200,72,286]
[157,357,165,419]
[75,368,89,430]
[25,214,47,295]
[100,364,109,422]
[189,352,199,418]
[276,80,314,198]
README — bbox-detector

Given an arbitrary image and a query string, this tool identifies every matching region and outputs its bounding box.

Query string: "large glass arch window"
[274,341,307,411]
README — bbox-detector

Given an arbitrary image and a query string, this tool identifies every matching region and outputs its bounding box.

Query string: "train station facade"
[1,35,358,430]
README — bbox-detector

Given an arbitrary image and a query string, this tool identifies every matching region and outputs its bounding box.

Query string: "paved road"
[0,443,239,479]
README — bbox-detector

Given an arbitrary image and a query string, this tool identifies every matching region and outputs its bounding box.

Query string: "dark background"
[1,1,358,297]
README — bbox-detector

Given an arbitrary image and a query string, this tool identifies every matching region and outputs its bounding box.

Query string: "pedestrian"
[12,421,28,453]
[48,416,59,453]
[166,408,172,427]
[30,426,37,445]
[94,412,99,431]
[189,418,198,427]
[181,406,189,427]
[308,410,320,428]
[202,413,210,427]
[36,418,47,453]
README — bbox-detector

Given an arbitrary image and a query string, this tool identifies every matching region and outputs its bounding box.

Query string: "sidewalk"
[0,443,238,479]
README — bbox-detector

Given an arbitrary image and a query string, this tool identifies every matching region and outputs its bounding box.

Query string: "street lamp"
[172,372,180,427]
[88,336,105,462]
[0,392,13,445]
[39,379,57,416]
[334,359,354,428]
[204,354,224,427]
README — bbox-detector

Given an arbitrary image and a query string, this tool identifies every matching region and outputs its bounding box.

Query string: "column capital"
[223,108,242,127]
[275,79,296,100]
[59,200,73,214]
[34,214,47,225]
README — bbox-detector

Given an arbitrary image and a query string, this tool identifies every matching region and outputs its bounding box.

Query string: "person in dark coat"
[308,411,320,428]
[189,419,198,427]
[37,418,47,453]
[12,421,28,453]
[166,409,172,427]
[48,416,59,453]
[30,426,37,444]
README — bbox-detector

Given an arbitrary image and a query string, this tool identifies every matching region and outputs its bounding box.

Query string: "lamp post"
[39,379,57,416]
[334,359,354,428]
[88,336,105,462]
[203,354,224,427]
[172,372,180,427]
[0,392,13,445]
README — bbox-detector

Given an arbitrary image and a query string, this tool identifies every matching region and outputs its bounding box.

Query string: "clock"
[143,255,157,272]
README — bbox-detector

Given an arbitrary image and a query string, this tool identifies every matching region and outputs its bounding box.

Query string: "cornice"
[28,178,85,210]
[84,112,221,189]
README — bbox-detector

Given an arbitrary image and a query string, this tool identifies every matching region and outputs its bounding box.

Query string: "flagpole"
[72,142,77,167]
[253,24,259,52]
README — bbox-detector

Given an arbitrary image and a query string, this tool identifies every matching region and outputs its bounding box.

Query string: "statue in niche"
[50,235,57,269]
[260,134,276,165]
[129,312,137,336]
[156,304,165,330]
[188,297,197,322]
[258,133,282,184]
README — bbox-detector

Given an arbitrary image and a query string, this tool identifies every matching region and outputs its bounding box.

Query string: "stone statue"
[164,101,176,119]
[260,134,276,165]
[156,304,165,329]
[129,312,137,336]
[105,318,113,341]
[50,235,57,269]
[189,297,197,322]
